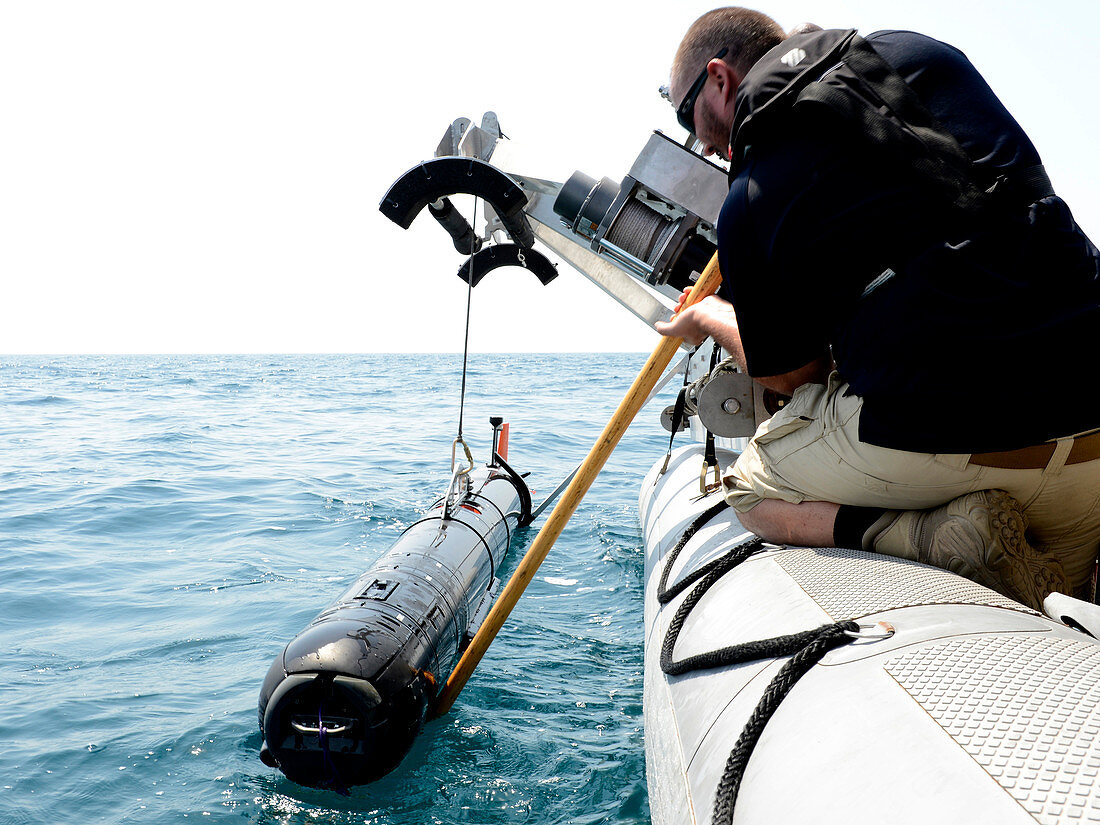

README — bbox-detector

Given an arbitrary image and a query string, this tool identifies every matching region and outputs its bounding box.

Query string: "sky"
[2,0,1097,354]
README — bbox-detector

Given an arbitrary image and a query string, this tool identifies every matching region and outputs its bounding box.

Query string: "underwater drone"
[259,115,765,789]
[258,419,531,789]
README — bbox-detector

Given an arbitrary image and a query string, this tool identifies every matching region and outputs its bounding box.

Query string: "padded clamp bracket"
[456,244,558,288]
[380,157,535,248]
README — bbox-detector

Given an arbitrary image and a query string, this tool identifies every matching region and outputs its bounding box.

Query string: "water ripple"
[0,354,672,824]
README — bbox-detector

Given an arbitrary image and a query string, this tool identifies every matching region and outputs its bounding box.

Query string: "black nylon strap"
[699,343,723,490]
[670,387,689,444]
[659,385,691,476]
[703,430,719,477]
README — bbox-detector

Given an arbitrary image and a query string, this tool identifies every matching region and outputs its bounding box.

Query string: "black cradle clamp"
[378,113,558,289]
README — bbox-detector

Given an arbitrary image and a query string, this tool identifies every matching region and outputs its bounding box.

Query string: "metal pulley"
[696,371,757,438]
[660,382,698,434]
[660,404,690,433]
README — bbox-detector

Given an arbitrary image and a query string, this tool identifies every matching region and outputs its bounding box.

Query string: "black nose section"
[259,671,429,791]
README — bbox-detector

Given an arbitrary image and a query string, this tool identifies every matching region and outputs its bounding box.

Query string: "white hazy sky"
[3,0,1097,353]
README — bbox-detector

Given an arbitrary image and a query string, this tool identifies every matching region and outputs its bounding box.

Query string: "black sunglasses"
[675,47,729,135]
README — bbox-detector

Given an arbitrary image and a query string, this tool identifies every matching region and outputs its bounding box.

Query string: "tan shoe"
[867,489,1068,610]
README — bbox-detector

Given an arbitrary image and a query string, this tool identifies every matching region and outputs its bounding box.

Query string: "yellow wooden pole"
[433,254,724,716]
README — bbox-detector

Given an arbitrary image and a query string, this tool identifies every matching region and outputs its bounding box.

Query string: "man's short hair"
[671,7,786,100]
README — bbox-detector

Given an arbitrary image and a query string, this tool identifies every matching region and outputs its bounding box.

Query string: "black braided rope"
[711,621,858,825]
[660,537,770,675]
[657,501,743,605]
[656,500,859,823]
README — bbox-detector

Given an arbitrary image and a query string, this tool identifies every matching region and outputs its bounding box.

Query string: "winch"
[380,114,727,328]
[551,132,726,292]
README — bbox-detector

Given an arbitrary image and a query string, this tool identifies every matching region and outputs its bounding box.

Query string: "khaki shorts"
[723,373,1100,590]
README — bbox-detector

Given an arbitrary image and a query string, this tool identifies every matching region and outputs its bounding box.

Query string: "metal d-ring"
[451,436,474,475]
[699,460,722,495]
[843,621,896,640]
[441,437,476,521]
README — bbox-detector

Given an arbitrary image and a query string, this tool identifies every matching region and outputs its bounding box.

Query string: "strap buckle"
[699,459,722,495]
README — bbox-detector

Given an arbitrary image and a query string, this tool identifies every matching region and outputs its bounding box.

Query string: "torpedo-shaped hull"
[259,465,527,789]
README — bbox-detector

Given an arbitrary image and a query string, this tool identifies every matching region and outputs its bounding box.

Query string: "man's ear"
[707,59,740,105]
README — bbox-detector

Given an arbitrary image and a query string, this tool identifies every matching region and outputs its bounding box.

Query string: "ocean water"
[1,353,678,825]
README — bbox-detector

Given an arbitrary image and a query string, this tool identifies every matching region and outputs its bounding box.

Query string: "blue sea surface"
[1,353,677,824]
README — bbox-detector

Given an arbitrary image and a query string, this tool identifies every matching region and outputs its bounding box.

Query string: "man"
[655,8,1100,610]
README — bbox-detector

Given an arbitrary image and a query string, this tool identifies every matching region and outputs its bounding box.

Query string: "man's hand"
[655,287,742,350]
[655,286,833,395]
